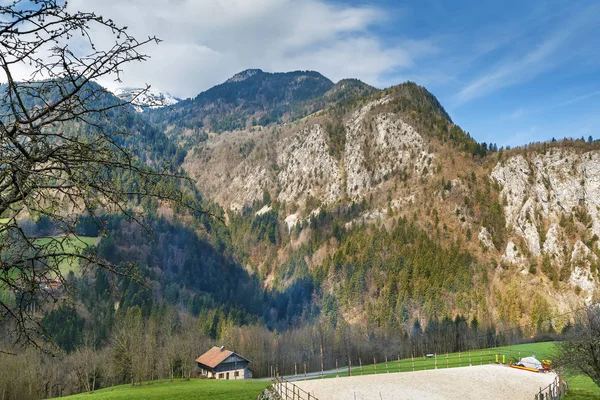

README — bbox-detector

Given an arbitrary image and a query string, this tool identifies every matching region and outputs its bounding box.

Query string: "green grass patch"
[563,375,600,400]
[322,342,599,399]
[34,235,100,276]
[0,234,99,306]
[324,342,556,377]
[59,378,269,400]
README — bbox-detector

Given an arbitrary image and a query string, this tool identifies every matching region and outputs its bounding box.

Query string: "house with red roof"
[196,346,253,380]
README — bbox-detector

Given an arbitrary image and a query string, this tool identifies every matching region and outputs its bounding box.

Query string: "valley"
[1,68,598,398]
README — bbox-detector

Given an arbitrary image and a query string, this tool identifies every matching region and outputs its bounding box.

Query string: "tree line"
[1,298,552,399]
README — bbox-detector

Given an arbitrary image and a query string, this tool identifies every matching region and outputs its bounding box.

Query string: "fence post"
[295,363,297,377]
[398,354,401,372]
[469,350,472,366]
[349,358,352,377]
[459,351,461,367]
[374,357,377,374]
[386,356,389,373]
[435,353,437,369]
[336,359,339,378]
[488,349,491,365]
[359,358,363,375]
[304,362,307,381]
[321,359,324,379]
[446,353,448,369]
[480,353,483,365]
[423,355,426,371]
[411,354,414,371]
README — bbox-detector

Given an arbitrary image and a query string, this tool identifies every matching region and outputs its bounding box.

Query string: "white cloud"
[63,0,431,98]
[556,90,600,108]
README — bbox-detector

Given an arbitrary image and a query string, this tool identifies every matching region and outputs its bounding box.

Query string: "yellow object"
[496,354,498,363]
[510,365,539,373]
[502,355,505,364]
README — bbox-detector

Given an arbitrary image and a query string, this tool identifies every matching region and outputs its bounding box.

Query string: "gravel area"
[294,364,556,400]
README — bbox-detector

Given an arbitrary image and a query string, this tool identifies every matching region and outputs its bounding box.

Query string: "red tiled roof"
[195,346,237,369]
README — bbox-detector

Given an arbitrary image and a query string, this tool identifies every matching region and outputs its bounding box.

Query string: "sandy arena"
[294,364,556,400]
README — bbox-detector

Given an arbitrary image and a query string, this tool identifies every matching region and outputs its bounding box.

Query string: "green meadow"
[34,235,101,276]
[60,378,269,400]
[0,234,100,306]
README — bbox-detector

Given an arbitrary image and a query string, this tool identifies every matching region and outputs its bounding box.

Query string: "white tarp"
[517,356,543,370]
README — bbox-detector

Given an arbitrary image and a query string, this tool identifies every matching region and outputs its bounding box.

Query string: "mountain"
[112,87,180,112]
[8,71,598,332]
[145,69,339,144]
[176,71,599,332]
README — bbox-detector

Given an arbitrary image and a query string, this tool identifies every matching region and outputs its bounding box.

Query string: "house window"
[219,373,224,379]
[234,371,240,377]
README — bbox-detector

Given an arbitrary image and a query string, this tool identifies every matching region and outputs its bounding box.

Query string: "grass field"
[34,235,100,276]
[0,234,99,305]
[321,342,600,399]
[60,378,269,400]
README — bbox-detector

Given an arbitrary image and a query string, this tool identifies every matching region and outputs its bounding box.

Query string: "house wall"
[198,363,252,380]
[213,367,251,380]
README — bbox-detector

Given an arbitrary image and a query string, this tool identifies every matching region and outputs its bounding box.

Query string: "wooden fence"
[534,376,568,400]
[272,376,319,400]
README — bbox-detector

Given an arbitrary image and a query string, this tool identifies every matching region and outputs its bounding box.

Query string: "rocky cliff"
[491,148,600,299]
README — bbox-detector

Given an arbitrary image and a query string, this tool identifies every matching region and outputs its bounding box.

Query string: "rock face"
[277,124,343,204]
[344,98,433,199]
[492,148,600,293]
[185,97,434,210]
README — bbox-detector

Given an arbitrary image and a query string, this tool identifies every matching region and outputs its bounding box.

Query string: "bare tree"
[555,305,600,388]
[71,332,101,393]
[0,0,194,348]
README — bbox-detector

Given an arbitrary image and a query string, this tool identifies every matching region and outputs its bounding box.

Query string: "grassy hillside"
[59,379,269,400]
[321,342,599,399]
[0,235,99,308]
[35,235,100,276]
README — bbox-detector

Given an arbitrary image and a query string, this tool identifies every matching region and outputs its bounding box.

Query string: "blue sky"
[346,0,600,147]
[68,0,599,147]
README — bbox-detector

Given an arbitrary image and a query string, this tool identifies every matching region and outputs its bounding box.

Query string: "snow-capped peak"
[111,87,180,112]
